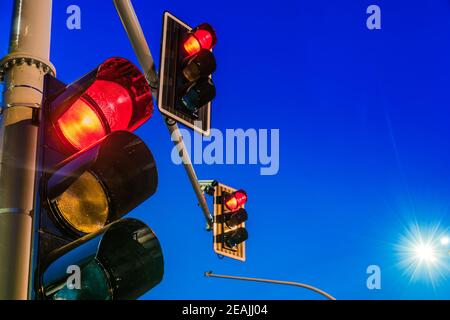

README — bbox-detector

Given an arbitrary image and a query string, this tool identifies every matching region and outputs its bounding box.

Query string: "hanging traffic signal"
[158,12,217,135]
[32,61,163,300]
[212,183,249,261]
[179,24,216,114]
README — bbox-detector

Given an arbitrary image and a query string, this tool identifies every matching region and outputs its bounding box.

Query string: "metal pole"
[113,0,213,228]
[0,0,54,299]
[166,118,213,227]
[205,271,337,301]
[113,0,158,91]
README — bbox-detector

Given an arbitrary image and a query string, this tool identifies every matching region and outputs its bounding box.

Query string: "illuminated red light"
[58,99,106,150]
[183,24,217,57]
[224,190,248,212]
[53,58,153,151]
[184,36,202,56]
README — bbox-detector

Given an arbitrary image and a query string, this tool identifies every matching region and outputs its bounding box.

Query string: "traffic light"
[32,57,163,300]
[158,12,217,135]
[212,183,248,261]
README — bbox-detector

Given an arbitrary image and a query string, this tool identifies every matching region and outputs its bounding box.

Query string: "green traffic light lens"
[182,88,201,111]
[224,228,248,248]
[41,219,164,300]
[181,78,216,111]
[50,258,112,300]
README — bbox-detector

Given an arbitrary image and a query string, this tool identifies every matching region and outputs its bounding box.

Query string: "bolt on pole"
[0,0,54,299]
[113,0,214,228]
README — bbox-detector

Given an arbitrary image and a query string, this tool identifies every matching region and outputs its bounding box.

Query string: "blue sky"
[1,0,450,299]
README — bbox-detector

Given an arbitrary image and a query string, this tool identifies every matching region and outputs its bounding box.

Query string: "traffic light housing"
[158,12,217,135]
[38,219,163,300]
[43,131,157,236]
[32,58,164,300]
[212,183,248,261]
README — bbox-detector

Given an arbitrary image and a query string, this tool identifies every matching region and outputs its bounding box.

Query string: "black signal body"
[31,72,164,300]
[211,182,248,261]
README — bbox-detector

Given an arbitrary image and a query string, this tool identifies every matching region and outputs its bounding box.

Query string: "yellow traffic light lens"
[182,63,201,82]
[54,171,109,234]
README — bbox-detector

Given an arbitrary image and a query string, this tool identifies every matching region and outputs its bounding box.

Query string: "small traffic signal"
[212,183,248,261]
[32,58,163,300]
[180,24,217,114]
[158,12,217,135]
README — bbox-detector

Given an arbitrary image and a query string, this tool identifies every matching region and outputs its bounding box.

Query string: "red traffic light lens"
[183,23,217,56]
[224,190,247,211]
[184,35,202,56]
[58,98,106,151]
[53,58,153,151]
[57,80,133,150]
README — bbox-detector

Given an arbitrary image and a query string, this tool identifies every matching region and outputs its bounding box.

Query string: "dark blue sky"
[1,0,449,299]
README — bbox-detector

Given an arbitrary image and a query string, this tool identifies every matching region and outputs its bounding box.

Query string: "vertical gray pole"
[0,0,54,300]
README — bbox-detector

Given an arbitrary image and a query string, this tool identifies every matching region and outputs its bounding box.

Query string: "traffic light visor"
[183,23,217,56]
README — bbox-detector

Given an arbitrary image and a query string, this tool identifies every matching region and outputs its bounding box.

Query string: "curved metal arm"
[205,271,337,301]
